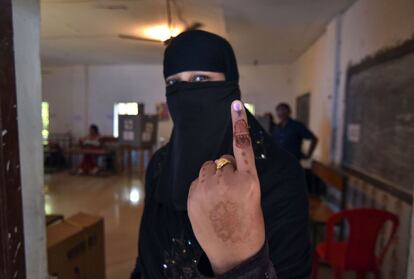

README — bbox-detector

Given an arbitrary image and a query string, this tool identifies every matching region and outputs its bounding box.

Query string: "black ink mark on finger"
[234,119,251,149]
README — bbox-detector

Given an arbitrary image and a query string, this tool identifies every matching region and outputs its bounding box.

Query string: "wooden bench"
[309,161,348,244]
[46,214,64,226]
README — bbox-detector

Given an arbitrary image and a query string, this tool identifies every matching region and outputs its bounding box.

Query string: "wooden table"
[68,147,110,156]
[308,161,348,247]
[309,194,334,248]
[309,195,334,224]
[68,147,111,171]
[46,214,64,226]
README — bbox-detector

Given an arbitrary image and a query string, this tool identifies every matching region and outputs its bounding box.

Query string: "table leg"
[127,146,132,174]
[140,148,145,174]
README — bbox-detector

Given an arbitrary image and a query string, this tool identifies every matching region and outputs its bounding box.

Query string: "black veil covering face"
[156,30,242,210]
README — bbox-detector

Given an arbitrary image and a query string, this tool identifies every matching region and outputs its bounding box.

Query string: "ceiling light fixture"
[143,25,182,42]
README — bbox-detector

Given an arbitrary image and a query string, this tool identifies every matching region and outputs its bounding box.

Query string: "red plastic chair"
[312,208,399,279]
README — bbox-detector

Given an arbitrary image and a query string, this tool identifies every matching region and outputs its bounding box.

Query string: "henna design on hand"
[234,119,251,149]
[209,201,247,243]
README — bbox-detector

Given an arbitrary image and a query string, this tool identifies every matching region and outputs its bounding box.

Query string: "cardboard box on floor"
[47,212,106,279]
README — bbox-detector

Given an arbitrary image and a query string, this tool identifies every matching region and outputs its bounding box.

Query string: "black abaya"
[132,30,311,279]
[132,114,311,278]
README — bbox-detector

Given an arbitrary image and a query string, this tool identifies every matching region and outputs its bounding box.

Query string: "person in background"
[77,124,101,175]
[272,103,318,160]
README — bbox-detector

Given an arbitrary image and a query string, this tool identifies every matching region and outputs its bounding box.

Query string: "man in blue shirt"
[271,103,318,160]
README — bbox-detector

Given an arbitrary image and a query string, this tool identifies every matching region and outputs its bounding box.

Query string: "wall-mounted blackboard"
[343,41,414,195]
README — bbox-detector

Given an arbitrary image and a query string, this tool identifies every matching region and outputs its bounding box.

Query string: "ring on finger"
[214,158,233,170]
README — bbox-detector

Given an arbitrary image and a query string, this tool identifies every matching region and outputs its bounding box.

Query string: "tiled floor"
[45,172,145,279]
[45,172,355,279]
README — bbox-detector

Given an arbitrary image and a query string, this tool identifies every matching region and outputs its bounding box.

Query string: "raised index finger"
[231,100,257,174]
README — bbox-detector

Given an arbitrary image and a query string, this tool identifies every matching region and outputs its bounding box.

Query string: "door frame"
[0,0,27,278]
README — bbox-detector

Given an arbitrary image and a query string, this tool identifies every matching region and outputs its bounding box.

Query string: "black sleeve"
[297,122,316,140]
[269,121,276,134]
[197,242,277,279]
[130,147,165,279]
[130,260,141,279]
[264,158,312,278]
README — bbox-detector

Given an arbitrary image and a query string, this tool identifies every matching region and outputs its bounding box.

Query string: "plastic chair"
[312,208,399,279]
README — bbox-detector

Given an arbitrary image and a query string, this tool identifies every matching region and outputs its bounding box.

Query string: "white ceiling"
[40,0,356,66]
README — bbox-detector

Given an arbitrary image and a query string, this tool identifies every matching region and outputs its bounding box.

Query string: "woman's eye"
[166,79,178,86]
[192,75,209,82]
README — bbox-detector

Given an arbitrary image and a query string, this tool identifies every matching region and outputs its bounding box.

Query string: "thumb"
[231,100,257,175]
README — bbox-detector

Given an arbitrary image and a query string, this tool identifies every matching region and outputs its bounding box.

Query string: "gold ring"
[215,158,232,170]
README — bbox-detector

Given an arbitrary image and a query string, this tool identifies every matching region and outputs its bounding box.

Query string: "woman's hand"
[187,100,265,275]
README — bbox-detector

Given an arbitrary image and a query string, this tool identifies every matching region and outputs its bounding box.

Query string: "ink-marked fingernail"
[232,100,243,112]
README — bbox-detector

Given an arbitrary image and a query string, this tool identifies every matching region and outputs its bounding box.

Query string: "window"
[41,101,49,144]
[113,102,139,137]
[244,103,255,115]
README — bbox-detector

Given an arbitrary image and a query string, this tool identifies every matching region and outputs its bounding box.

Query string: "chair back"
[325,208,399,270]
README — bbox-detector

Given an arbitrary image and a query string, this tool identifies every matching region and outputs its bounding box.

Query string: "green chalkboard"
[343,41,414,194]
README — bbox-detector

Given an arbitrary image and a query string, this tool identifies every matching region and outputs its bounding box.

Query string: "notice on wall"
[347,123,361,143]
[123,131,135,141]
[124,119,133,130]
[141,122,154,143]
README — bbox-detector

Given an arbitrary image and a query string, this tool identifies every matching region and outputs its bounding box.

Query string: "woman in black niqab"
[132,30,311,279]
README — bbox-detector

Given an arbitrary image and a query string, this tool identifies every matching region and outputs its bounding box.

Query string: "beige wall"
[239,64,293,115]
[13,0,48,278]
[291,19,338,162]
[291,0,414,164]
[42,64,293,140]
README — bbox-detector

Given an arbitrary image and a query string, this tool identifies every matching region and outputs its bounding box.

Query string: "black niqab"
[156,30,241,210]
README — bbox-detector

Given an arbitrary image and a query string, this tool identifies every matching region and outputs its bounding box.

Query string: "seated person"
[77,124,101,175]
